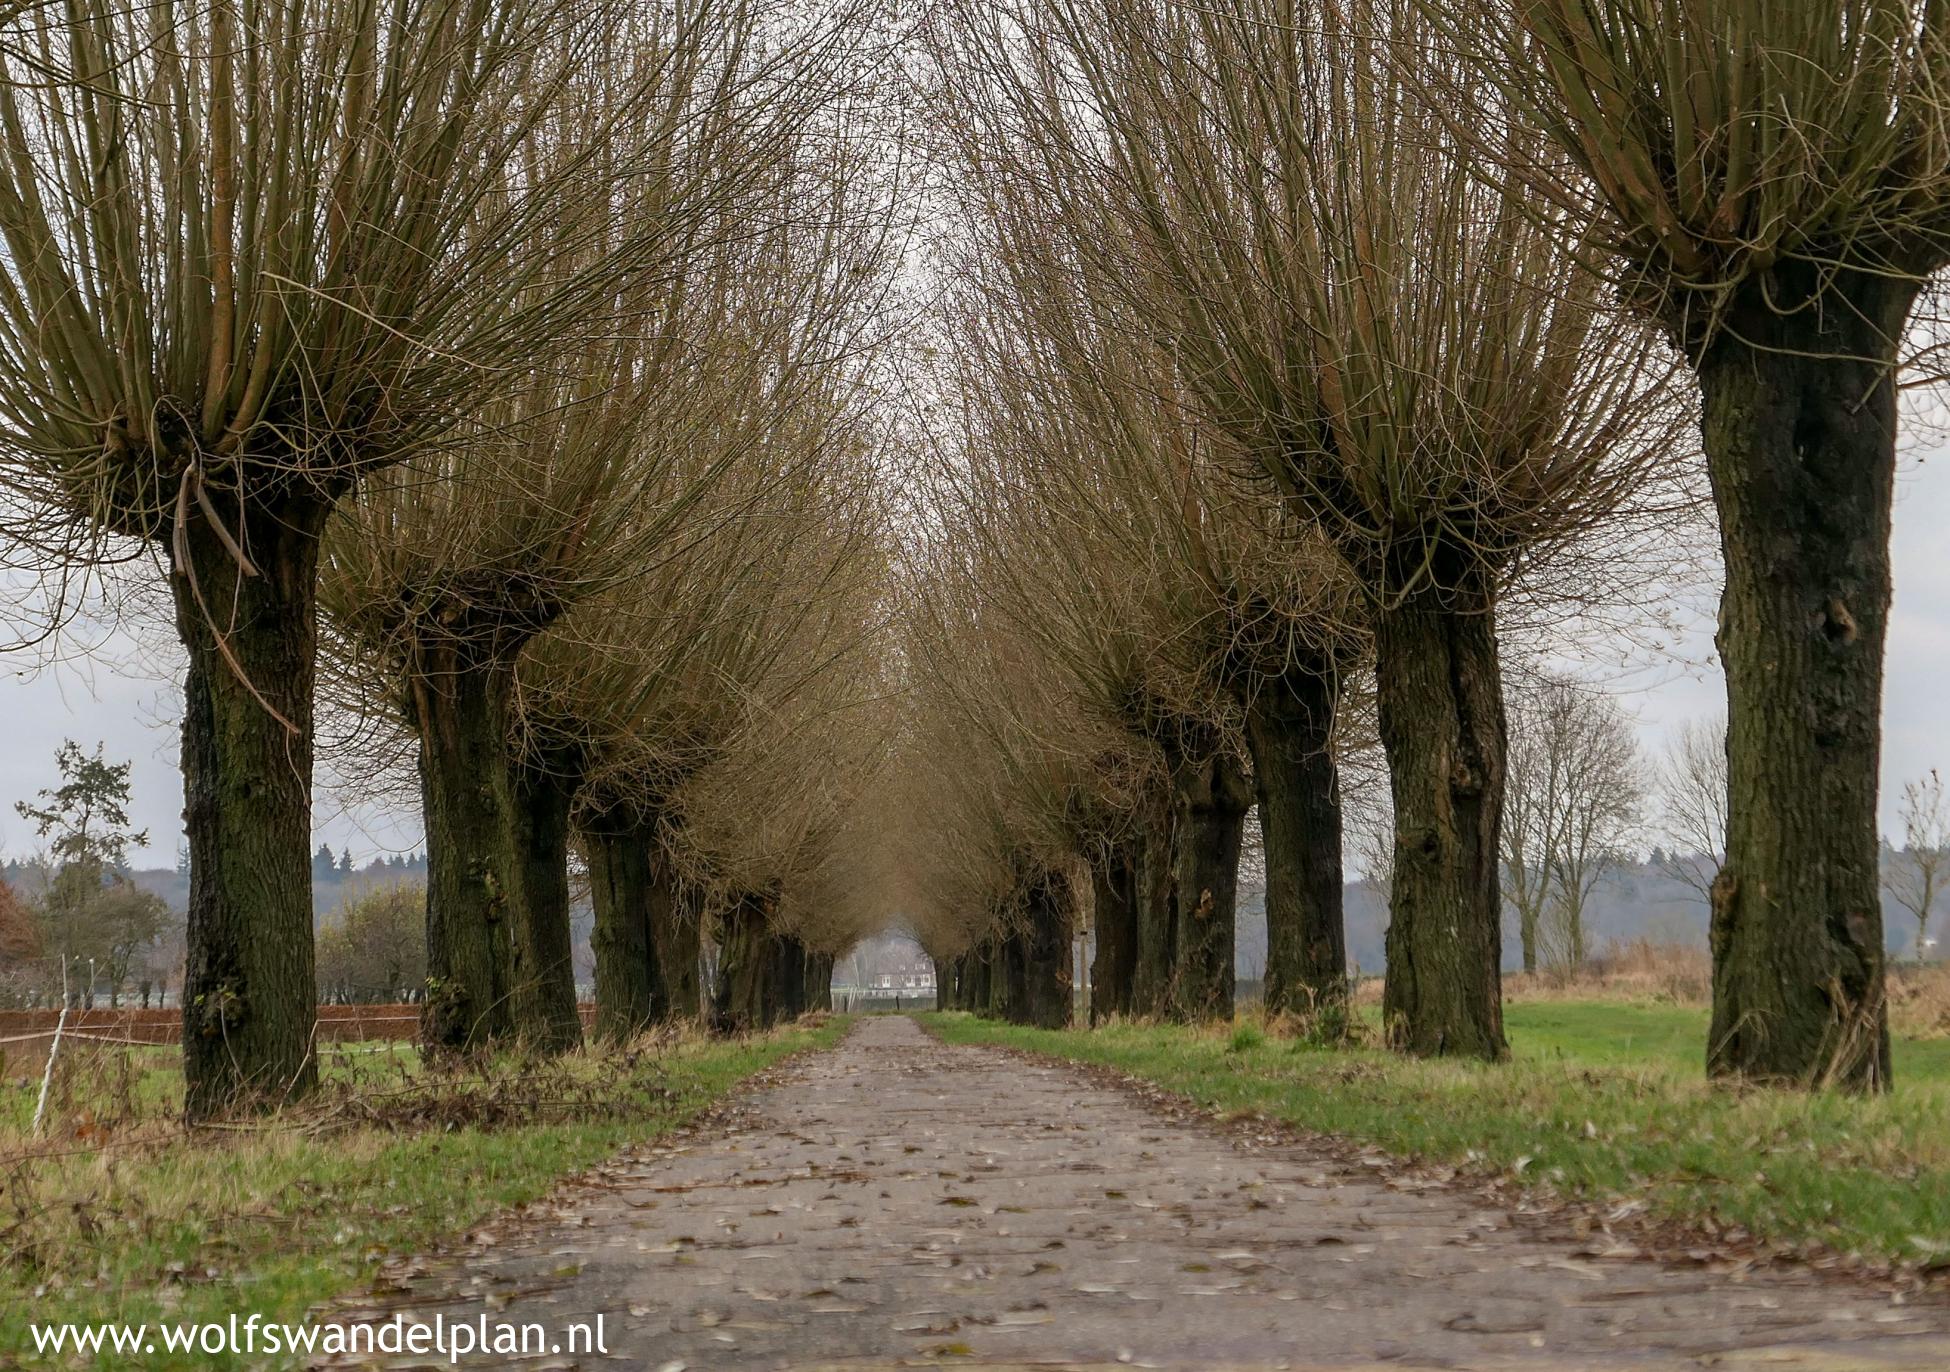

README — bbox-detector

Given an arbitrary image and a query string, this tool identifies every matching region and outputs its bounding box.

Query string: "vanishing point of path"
[319,1017,1950,1371]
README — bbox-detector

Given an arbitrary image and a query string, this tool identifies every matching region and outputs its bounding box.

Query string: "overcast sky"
[2,451,1947,868]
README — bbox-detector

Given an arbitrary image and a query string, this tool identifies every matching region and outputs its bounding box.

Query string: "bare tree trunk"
[173,495,325,1119]
[1376,586,1509,1060]
[710,892,775,1033]
[1089,842,1138,1022]
[510,762,583,1053]
[659,882,703,1019]
[1698,264,1908,1090]
[1016,870,1073,1028]
[1130,812,1176,1016]
[774,934,808,1019]
[1244,663,1347,1020]
[1169,753,1250,1022]
[413,653,519,1056]
[586,815,665,1043]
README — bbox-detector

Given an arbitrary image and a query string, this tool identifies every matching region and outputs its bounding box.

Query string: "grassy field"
[1,1019,846,1369]
[922,1003,1950,1273]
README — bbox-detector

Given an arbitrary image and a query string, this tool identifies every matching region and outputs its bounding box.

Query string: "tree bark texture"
[1169,753,1250,1022]
[1376,588,1509,1061]
[173,495,327,1119]
[1009,870,1073,1028]
[710,892,778,1033]
[1244,663,1348,1019]
[413,652,521,1056]
[1696,264,1910,1090]
[1130,814,1177,1017]
[587,815,666,1043]
[510,762,584,1053]
[1089,842,1138,1023]
[660,883,703,1019]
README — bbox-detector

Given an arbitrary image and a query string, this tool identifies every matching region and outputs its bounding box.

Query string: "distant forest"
[1,846,431,930]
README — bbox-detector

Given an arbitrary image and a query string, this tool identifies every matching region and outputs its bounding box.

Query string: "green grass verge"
[921,1004,1950,1271]
[1,1019,847,1369]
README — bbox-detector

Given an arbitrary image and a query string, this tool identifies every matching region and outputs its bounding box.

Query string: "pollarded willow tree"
[321,53,884,1054]
[509,351,893,1040]
[1432,0,1950,1087]
[934,179,1368,1020]
[950,0,1687,1057]
[0,0,753,1114]
[895,521,1111,1029]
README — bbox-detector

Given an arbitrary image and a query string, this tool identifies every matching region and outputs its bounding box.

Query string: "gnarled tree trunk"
[413,651,520,1056]
[1697,264,1908,1090]
[1089,841,1138,1023]
[710,891,776,1033]
[1169,753,1250,1021]
[1244,663,1347,1021]
[586,814,665,1043]
[1376,585,1508,1061]
[173,495,327,1119]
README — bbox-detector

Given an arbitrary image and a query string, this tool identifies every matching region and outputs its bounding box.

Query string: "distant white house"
[871,955,935,991]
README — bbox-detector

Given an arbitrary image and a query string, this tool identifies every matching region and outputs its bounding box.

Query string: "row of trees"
[5,0,1947,1108]
[0,0,900,1116]
[911,0,1949,1091]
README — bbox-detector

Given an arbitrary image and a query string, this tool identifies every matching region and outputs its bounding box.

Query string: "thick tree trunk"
[774,935,808,1019]
[1089,842,1138,1023]
[172,497,325,1118]
[1375,588,1509,1060]
[811,952,834,1011]
[1169,753,1250,1022]
[413,654,520,1056]
[510,763,583,1053]
[586,816,665,1043]
[990,926,1022,1021]
[1130,814,1177,1016]
[1244,664,1347,1020]
[710,892,775,1033]
[1696,265,1909,1090]
[1018,871,1073,1028]
[659,883,703,1019]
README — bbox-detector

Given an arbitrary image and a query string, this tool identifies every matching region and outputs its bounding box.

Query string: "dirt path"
[319,1016,1950,1371]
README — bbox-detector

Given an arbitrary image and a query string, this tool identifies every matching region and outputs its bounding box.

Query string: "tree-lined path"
[318,1018,1950,1370]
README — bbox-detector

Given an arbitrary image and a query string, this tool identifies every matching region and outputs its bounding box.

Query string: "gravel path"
[318,1015,1950,1371]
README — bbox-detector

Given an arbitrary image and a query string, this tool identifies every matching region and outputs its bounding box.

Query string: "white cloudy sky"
[1,452,1946,867]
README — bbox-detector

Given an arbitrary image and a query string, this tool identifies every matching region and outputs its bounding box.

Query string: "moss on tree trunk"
[1244,663,1347,1020]
[1696,264,1909,1090]
[413,653,520,1056]
[1089,842,1138,1022]
[1376,586,1508,1061]
[1169,753,1250,1021]
[172,496,327,1119]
